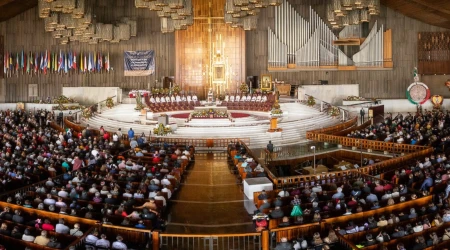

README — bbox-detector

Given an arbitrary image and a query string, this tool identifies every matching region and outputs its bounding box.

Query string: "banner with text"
[124,50,155,76]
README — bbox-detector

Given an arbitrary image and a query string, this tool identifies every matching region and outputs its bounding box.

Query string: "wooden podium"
[268,117,282,132]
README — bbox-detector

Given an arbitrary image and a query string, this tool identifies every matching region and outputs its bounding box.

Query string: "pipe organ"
[268,0,393,71]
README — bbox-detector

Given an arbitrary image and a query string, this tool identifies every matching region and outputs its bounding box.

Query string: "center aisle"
[165,152,255,234]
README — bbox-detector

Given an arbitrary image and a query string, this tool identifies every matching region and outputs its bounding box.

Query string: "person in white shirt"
[85,231,99,246]
[58,187,68,198]
[96,234,111,248]
[161,177,171,186]
[43,194,56,206]
[235,95,241,102]
[89,184,99,194]
[261,95,267,102]
[150,96,156,103]
[224,95,229,102]
[55,219,70,234]
[148,191,157,199]
[161,186,172,199]
[166,96,171,102]
[55,197,67,208]
[112,236,128,250]
[230,95,235,102]
[176,95,181,102]
[192,95,198,101]
[155,192,167,206]
[278,189,289,197]
[155,96,161,103]
[241,95,247,101]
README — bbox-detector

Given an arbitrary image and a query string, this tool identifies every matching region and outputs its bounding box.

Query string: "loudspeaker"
[320,80,328,85]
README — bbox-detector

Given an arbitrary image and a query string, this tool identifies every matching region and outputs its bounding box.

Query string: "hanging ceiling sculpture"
[224,0,282,30]
[135,0,194,33]
[268,0,392,71]
[38,0,137,45]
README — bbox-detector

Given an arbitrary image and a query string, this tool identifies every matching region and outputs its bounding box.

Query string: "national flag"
[26,51,31,74]
[47,50,51,71]
[53,52,57,72]
[68,51,72,70]
[64,52,68,73]
[15,52,19,73]
[98,52,102,72]
[57,50,62,72]
[20,50,24,71]
[9,53,13,71]
[3,52,7,75]
[34,52,39,73]
[84,52,87,72]
[93,52,97,72]
[88,52,92,72]
[105,52,110,72]
[80,52,83,72]
[73,51,77,70]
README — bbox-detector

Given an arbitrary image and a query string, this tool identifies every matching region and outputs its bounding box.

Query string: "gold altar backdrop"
[175,0,246,100]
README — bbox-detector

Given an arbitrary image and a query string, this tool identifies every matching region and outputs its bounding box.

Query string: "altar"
[243,177,273,200]
[194,106,227,112]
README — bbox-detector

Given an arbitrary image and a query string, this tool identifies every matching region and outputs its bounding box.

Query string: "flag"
[15,52,19,73]
[21,50,24,72]
[98,52,102,72]
[93,52,97,72]
[80,52,83,72]
[47,50,51,71]
[34,52,38,73]
[73,51,77,70]
[64,51,68,73]
[68,51,72,70]
[26,51,31,74]
[53,52,57,72]
[84,53,87,72]
[3,52,7,75]
[88,52,92,72]
[105,52,110,72]
[9,53,13,71]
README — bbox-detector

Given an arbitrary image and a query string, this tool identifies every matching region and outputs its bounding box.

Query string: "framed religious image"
[213,64,225,83]
[261,74,272,91]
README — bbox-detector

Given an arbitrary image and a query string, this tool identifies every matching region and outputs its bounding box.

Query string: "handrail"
[305,94,351,121]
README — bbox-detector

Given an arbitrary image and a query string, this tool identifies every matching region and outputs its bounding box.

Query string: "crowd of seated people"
[144,94,200,112]
[249,160,437,230]
[0,205,86,249]
[0,109,196,249]
[347,110,450,150]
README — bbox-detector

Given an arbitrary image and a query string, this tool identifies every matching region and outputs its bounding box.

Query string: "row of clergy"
[149,94,268,103]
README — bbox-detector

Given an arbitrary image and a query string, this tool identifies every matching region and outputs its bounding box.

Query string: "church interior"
[1,0,450,249]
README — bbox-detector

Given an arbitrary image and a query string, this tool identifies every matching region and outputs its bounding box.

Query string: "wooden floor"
[165,152,255,234]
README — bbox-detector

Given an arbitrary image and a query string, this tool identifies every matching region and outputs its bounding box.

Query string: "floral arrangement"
[153,123,172,136]
[135,91,145,110]
[344,96,366,101]
[173,84,181,94]
[52,105,80,111]
[328,106,340,117]
[239,82,249,93]
[106,97,114,109]
[52,95,76,104]
[191,109,228,118]
[271,109,283,116]
[81,106,92,119]
[307,96,316,106]
[152,87,160,95]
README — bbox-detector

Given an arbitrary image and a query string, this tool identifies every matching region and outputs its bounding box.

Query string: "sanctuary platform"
[80,99,342,149]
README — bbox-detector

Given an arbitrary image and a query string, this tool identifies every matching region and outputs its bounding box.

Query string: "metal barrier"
[158,232,265,250]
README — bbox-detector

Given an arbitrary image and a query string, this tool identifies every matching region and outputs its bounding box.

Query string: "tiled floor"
[165,152,255,234]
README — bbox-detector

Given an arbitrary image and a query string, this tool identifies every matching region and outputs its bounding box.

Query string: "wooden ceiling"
[0,0,37,22]
[0,0,450,30]
[380,0,450,29]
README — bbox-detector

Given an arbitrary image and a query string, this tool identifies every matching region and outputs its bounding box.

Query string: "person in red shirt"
[41,219,54,231]
[152,154,160,164]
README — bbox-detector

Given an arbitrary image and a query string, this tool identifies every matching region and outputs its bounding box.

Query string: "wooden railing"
[65,116,250,147]
[154,231,268,250]
[307,116,357,135]
[333,119,371,136]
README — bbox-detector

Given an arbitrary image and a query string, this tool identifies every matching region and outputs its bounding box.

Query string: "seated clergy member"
[256,95,262,101]
[247,94,252,101]
[155,96,161,103]
[175,94,181,102]
[235,95,241,102]
[192,94,198,101]
[160,95,166,103]
[181,95,187,101]
[187,95,192,103]
[166,95,171,102]
[261,95,267,102]
[251,94,257,102]
[224,94,229,102]
[229,95,235,102]
[150,96,156,103]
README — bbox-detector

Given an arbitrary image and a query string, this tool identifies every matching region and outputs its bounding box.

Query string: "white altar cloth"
[243,177,273,200]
